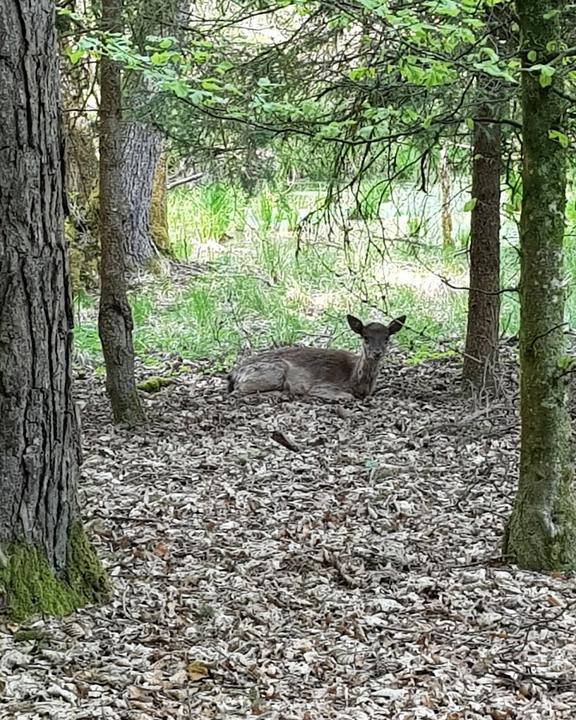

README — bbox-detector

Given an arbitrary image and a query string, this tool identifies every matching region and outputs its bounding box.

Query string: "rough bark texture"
[122,121,166,269]
[119,0,182,269]
[0,0,109,618]
[98,0,145,425]
[462,103,501,393]
[503,0,576,570]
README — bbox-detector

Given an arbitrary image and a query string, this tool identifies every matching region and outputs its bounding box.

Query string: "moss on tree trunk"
[503,0,576,570]
[0,525,110,621]
[149,150,174,260]
[0,0,110,620]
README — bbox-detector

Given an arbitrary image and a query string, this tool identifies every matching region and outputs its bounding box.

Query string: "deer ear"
[347,315,364,335]
[388,315,406,335]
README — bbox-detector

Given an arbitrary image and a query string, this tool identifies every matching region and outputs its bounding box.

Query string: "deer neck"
[350,350,382,398]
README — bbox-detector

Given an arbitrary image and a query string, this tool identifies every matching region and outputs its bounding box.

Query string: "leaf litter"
[1,350,576,719]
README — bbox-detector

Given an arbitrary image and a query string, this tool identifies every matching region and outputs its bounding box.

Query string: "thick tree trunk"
[462,104,501,393]
[0,0,109,619]
[122,121,169,268]
[503,0,576,570]
[98,0,145,425]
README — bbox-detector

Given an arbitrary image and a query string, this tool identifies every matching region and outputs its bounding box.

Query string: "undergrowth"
[72,181,576,372]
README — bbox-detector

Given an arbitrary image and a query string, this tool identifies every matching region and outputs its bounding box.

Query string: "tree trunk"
[462,103,501,393]
[439,145,453,249]
[98,0,145,425]
[150,149,173,257]
[503,0,576,570]
[119,0,183,269]
[122,121,170,268]
[0,0,109,620]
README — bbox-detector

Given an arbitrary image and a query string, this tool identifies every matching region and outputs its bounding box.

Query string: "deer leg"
[306,384,356,402]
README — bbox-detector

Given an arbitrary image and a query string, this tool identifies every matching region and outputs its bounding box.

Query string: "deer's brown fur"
[228,314,406,400]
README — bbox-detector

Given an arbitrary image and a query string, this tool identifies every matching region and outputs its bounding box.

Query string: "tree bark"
[122,121,168,268]
[98,0,145,425]
[119,0,182,268]
[0,0,109,619]
[439,145,453,250]
[462,102,501,393]
[503,0,576,570]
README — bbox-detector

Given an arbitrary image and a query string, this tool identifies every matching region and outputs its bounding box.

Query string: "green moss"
[150,152,175,259]
[0,523,111,622]
[0,544,75,620]
[13,628,47,643]
[65,523,112,605]
[137,375,175,393]
[68,245,84,294]
[65,192,100,294]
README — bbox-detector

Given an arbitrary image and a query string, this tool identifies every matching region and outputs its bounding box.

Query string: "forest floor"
[2,351,576,719]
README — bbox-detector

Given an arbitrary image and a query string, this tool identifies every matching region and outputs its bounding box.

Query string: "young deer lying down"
[228,314,406,400]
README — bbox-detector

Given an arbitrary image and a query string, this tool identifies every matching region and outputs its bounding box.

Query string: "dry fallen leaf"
[186,660,210,682]
[0,349,575,719]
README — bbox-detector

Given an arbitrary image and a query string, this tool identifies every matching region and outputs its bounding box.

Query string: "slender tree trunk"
[462,103,501,393]
[439,146,453,249]
[503,0,576,570]
[98,0,145,425]
[0,0,109,619]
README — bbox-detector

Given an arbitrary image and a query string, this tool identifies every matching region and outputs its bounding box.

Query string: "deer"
[227,314,406,401]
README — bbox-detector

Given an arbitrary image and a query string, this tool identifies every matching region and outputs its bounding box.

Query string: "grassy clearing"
[71,180,576,371]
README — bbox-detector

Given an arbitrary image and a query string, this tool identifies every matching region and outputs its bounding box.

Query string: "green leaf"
[539,65,555,87]
[548,130,569,148]
[482,47,499,63]
[357,125,375,139]
[201,78,221,91]
[463,198,477,212]
[150,51,170,66]
[215,61,234,74]
[67,48,84,65]
[473,60,515,83]
[527,50,537,62]
[165,79,189,99]
[348,66,376,82]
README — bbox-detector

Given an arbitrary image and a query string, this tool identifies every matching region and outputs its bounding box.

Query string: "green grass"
[71,180,576,372]
[168,183,245,259]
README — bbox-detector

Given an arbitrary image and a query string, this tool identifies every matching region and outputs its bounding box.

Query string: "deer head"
[347,314,406,361]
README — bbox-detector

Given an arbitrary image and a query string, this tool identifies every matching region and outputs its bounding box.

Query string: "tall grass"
[72,179,576,371]
[168,183,245,259]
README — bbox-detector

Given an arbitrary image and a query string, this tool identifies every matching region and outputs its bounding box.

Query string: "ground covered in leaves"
[2,351,576,719]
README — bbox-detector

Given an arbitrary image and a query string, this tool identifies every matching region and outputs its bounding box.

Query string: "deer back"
[274,346,358,386]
